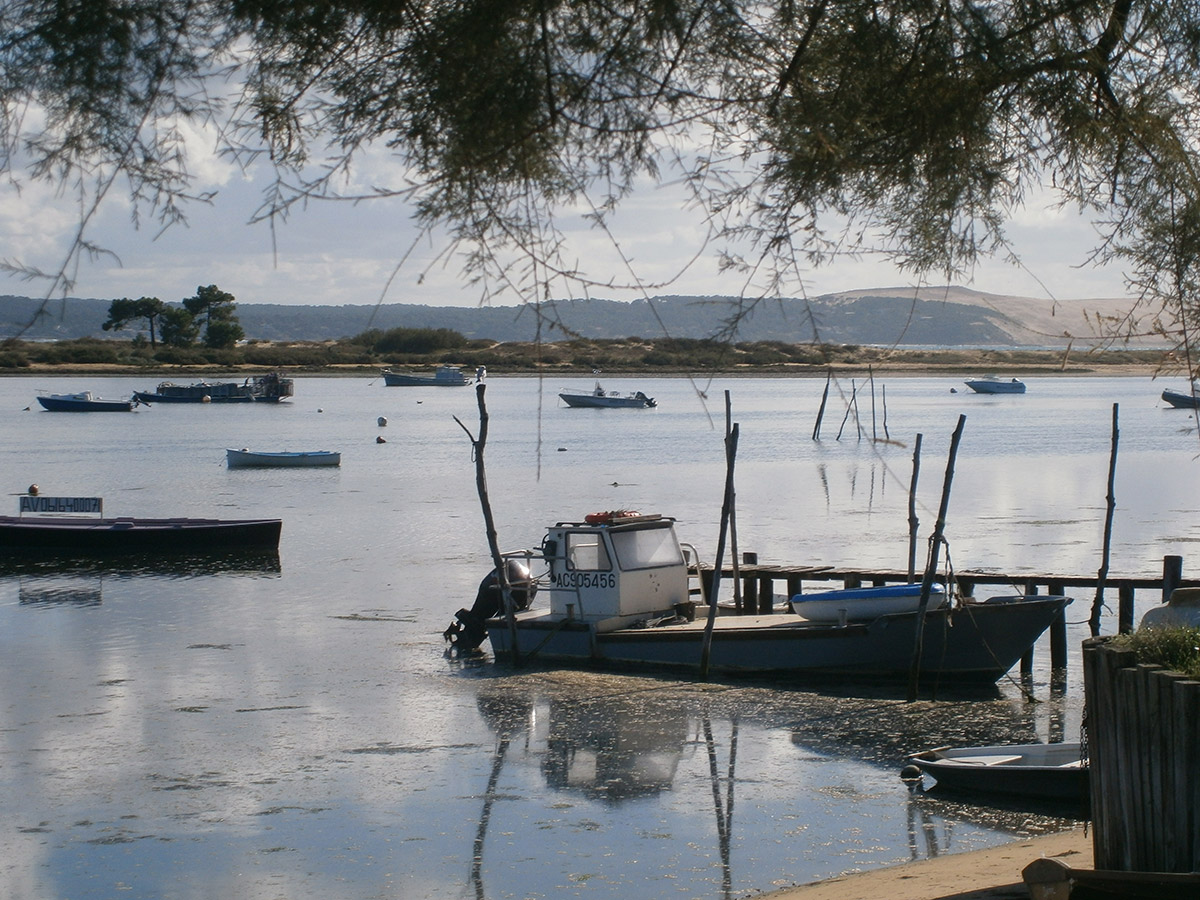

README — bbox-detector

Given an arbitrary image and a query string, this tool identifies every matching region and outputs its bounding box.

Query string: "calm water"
[2,372,1198,900]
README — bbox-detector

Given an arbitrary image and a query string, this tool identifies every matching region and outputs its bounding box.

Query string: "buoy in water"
[28,484,39,496]
[376,436,387,444]
[899,764,923,781]
[377,416,387,427]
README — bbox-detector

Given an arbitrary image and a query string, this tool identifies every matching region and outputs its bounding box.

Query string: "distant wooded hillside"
[1,288,1146,348]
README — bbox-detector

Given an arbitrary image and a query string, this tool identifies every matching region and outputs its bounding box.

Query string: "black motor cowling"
[444,560,536,652]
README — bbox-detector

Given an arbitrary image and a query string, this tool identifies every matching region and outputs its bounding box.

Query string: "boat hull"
[1161,388,1200,409]
[134,374,293,403]
[559,392,655,408]
[381,367,470,386]
[965,379,1026,394]
[485,595,1069,682]
[0,516,282,552]
[791,583,946,621]
[226,449,341,468]
[37,394,133,412]
[909,741,1088,802]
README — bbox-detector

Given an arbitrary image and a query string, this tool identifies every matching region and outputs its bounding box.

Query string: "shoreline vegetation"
[0,334,1183,378]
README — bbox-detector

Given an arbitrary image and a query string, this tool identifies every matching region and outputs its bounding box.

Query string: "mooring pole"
[907,414,966,702]
[455,383,520,665]
[812,370,831,440]
[701,421,740,679]
[907,433,923,583]
[1089,403,1119,637]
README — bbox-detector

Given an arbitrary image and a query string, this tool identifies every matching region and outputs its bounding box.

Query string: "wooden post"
[1049,578,1068,673]
[1020,579,1037,682]
[812,370,831,440]
[869,366,877,441]
[836,380,856,440]
[907,433,923,583]
[726,393,742,613]
[907,414,966,702]
[701,422,739,678]
[758,573,774,614]
[1119,584,1136,633]
[454,383,520,665]
[1090,402,1119,636]
[1163,555,1183,602]
[741,551,758,615]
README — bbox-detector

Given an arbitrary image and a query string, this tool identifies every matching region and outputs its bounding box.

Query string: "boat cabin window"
[565,533,611,571]
[610,525,684,571]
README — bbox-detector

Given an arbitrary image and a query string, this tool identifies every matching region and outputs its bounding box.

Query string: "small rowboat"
[790,583,946,622]
[226,449,341,468]
[907,741,1088,802]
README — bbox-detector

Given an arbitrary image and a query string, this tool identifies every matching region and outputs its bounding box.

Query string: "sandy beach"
[761,827,1093,900]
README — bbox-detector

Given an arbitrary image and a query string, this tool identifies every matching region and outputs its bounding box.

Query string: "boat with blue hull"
[444,513,1070,682]
[1161,387,1200,409]
[36,391,136,412]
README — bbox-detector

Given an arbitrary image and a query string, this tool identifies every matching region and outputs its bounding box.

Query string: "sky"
[1,124,1133,310]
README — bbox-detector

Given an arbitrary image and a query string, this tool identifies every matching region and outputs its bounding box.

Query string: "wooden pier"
[693,554,1197,681]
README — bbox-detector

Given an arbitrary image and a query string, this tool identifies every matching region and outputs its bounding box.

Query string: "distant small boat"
[964,377,1026,394]
[908,741,1088,802]
[1161,387,1200,409]
[559,381,657,408]
[226,449,341,468]
[36,391,135,412]
[791,583,946,622]
[381,365,472,387]
[134,373,294,403]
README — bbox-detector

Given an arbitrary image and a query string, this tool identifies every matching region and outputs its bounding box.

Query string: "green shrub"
[1110,626,1200,677]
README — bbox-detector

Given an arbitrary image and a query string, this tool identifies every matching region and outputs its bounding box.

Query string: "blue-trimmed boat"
[36,391,135,412]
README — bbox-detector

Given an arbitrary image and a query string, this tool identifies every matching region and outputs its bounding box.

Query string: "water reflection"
[0,548,281,578]
[464,673,1080,899]
[18,576,103,606]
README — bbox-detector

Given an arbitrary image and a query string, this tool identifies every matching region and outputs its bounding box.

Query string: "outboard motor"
[444,559,536,652]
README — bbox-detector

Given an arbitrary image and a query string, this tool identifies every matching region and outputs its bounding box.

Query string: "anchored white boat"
[444,513,1070,682]
[964,376,1026,394]
[226,449,341,468]
[559,381,656,408]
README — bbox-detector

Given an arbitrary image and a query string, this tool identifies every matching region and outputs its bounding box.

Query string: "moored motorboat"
[444,513,1070,682]
[964,377,1026,394]
[226,448,341,468]
[381,365,472,386]
[907,741,1088,802]
[1161,387,1200,409]
[36,391,135,412]
[559,381,656,408]
[133,373,294,403]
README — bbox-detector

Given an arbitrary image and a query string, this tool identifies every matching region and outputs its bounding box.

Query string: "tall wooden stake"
[1090,402,1120,636]
[907,414,966,701]
[907,433,923,582]
[725,391,742,612]
[701,421,740,678]
[812,370,831,440]
[454,383,520,664]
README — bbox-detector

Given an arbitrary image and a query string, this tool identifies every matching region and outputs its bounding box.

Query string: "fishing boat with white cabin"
[443,512,1070,682]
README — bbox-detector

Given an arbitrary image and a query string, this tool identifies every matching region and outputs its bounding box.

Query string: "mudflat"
[762,827,1092,900]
